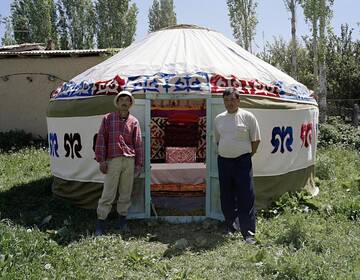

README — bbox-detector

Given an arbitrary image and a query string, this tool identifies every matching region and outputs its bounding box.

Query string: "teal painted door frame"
[128,99,151,218]
[131,94,226,221]
[206,97,225,220]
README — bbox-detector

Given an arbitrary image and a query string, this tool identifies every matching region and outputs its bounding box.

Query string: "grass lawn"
[0,146,359,279]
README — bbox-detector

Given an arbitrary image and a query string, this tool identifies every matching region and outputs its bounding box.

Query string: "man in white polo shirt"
[214,88,261,244]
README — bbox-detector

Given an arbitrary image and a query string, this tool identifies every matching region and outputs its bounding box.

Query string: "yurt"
[47,25,318,221]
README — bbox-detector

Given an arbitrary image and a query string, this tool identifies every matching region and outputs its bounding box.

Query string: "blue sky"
[0,0,359,51]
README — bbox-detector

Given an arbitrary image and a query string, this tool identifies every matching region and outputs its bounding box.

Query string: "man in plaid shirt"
[95,91,143,235]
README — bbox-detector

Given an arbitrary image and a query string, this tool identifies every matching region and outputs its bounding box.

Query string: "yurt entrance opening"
[150,98,207,216]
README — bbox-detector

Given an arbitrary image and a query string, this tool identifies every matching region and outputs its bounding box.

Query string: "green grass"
[1,147,360,279]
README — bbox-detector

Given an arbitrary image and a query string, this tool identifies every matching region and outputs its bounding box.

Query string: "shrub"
[318,116,360,150]
[0,130,47,153]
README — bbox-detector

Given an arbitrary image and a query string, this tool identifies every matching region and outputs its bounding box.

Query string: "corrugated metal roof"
[0,42,46,51]
[0,49,120,58]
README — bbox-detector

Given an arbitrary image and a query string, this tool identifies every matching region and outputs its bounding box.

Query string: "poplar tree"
[96,0,138,48]
[57,0,69,49]
[227,0,258,52]
[1,16,17,46]
[10,0,58,45]
[301,0,334,122]
[148,0,177,32]
[283,0,302,79]
[58,0,96,49]
[11,0,31,43]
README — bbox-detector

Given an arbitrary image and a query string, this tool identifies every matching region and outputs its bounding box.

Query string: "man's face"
[223,93,240,113]
[116,95,132,111]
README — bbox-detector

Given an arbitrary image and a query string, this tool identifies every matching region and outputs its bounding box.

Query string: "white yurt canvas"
[47,25,318,219]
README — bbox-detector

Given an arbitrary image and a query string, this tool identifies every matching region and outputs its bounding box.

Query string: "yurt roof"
[51,24,316,104]
[73,24,294,83]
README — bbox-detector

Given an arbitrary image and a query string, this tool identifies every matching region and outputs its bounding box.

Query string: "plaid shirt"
[95,112,144,168]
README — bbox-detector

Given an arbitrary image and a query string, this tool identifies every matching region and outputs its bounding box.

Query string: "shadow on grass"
[0,177,231,254]
[0,176,96,243]
[120,218,231,257]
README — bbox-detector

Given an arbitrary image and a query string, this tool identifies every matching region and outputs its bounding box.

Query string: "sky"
[0,0,359,52]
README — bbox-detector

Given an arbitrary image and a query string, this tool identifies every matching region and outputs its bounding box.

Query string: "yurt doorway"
[150,98,207,217]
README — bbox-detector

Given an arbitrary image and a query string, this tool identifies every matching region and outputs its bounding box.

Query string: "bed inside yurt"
[47,24,319,221]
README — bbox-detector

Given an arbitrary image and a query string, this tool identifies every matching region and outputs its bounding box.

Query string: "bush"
[0,130,47,153]
[318,116,360,150]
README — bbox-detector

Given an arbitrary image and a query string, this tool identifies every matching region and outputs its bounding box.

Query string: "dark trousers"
[218,153,256,238]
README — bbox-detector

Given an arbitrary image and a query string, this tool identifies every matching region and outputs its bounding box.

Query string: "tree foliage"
[58,0,96,49]
[96,0,138,48]
[10,0,32,43]
[326,24,360,101]
[10,0,58,45]
[57,0,68,49]
[148,0,177,32]
[227,0,258,52]
[258,36,314,89]
[259,22,360,121]
[301,0,334,122]
[4,0,139,49]
[283,0,302,79]
[1,16,17,46]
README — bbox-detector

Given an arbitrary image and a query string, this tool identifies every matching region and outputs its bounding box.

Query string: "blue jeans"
[218,153,256,237]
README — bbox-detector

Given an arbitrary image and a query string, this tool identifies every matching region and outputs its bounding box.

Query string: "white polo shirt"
[214,108,261,158]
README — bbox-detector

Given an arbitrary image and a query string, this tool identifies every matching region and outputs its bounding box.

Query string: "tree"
[301,0,334,122]
[258,36,314,89]
[29,0,58,44]
[326,25,360,102]
[227,0,258,52]
[57,1,69,49]
[283,0,302,79]
[148,0,177,32]
[58,0,96,49]
[1,16,17,46]
[259,25,360,120]
[10,0,31,43]
[258,36,290,72]
[96,0,138,48]
[10,0,58,45]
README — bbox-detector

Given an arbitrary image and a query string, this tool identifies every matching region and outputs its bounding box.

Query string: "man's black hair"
[223,88,240,99]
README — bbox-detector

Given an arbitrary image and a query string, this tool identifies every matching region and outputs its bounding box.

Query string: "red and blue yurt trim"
[50,72,316,104]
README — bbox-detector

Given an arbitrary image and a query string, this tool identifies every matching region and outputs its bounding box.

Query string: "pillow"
[165,147,197,163]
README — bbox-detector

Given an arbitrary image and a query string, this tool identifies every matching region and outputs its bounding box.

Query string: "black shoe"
[95,219,105,236]
[115,215,129,232]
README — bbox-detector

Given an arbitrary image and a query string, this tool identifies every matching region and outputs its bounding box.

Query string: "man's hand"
[99,162,108,174]
[134,166,142,177]
[251,140,260,156]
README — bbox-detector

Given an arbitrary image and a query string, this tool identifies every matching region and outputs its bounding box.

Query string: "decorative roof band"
[50,72,316,103]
